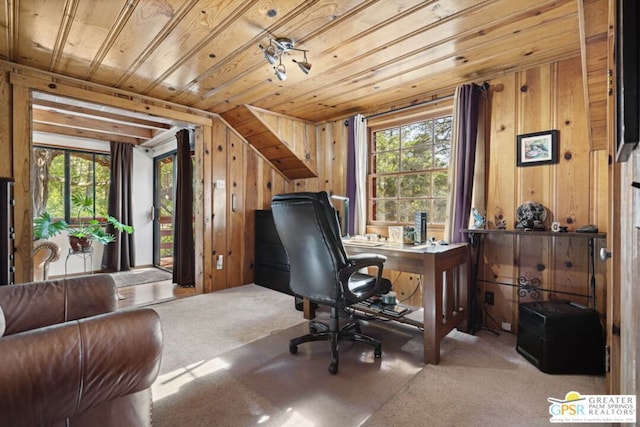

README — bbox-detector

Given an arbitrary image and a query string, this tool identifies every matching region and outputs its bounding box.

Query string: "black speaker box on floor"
[516,300,605,375]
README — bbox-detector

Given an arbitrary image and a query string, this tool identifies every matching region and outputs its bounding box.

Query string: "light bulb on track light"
[274,62,287,81]
[260,36,311,80]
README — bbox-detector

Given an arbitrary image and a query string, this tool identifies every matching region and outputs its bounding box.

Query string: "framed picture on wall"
[516,130,558,167]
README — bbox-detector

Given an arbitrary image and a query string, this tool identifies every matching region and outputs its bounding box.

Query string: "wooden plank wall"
[0,56,609,331]
[211,55,609,316]
[351,56,609,318]
[482,56,608,330]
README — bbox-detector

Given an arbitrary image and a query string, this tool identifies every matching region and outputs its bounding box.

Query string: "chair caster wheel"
[328,361,339,374]
[289,344,298,354]
[374,347,382,358]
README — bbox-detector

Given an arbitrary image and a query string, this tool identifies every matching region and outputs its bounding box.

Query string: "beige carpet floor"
[148,284,607,427]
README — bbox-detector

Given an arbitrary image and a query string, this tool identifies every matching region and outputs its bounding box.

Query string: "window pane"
[369,113,451,224]
[95,154,110,219]
[400,174,430,197]
[33,147,111,224]
[401,146,432,171]
[433,171,448,197]
[434,143,450,168]
[373,152,399,174]
[46,152,65,219]
[399,199,429,223]
[373,176,398,198]
[401,122,430,147]
[69,153,95,221]
[374,128,399,151]
[432,199,448,223]
[373,199,397,222]
[435,116,452,143]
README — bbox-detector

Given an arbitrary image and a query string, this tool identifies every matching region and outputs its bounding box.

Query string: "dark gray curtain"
[450,84,482,244]
[172,129,195,287]
[102,141,135,272]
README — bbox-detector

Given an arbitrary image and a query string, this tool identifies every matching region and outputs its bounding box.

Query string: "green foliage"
[34,147,110,220]
[34,193,133,245]
[371,115,452,224]
[33,212,68,240]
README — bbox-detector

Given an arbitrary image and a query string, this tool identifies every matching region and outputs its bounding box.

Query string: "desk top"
[343,238,467,254]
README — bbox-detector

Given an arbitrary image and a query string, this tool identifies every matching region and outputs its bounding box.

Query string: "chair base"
[289,307,381,374]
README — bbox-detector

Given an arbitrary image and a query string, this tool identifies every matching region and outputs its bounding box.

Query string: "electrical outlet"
[216,255,223,270]
[501,321,511,331]
[484,291,495,305]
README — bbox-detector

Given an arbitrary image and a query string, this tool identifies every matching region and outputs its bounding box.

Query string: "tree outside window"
[32,147,110,224]
[369,114,452,224]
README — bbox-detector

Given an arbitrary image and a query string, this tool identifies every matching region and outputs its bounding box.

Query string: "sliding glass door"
[153,153,175,271]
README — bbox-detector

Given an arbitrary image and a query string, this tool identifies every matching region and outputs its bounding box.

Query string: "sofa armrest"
[0,308,163,427]
[0,274,117,335]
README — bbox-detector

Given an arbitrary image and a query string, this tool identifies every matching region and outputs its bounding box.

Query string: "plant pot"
[69,236,92,252]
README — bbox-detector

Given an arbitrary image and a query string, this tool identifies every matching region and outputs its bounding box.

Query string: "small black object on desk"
[576,224,598,233]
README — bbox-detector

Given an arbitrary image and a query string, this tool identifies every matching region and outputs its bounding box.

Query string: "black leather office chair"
[271,191,389,374]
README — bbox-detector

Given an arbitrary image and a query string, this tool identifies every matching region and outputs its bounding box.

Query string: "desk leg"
[422,246,472,365]
[423,255,440,365]
[303,298,317,320]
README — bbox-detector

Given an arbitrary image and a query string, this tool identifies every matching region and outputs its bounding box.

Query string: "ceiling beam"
[33,108,154,139]
[32,122,143,145]
[33,99,173,131]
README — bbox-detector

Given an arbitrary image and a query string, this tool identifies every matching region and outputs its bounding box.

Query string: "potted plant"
[33,193,133,252]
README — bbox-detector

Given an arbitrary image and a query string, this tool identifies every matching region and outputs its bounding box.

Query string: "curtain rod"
[364,94,454,120]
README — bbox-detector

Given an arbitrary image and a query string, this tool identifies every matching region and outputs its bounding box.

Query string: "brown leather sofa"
[0,274,163,426]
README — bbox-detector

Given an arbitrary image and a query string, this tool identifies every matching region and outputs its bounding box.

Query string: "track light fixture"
[259,37,311,81]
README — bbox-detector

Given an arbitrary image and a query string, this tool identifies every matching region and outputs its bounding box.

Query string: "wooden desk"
[342,240,471,365]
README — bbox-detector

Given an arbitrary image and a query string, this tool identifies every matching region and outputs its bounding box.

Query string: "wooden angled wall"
[205,115,349,292]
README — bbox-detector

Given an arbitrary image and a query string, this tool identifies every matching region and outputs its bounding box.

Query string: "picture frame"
[516,130,558,167]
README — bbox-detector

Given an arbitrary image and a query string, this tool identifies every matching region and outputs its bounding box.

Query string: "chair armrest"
[0,308,163,426]
[339,253,387,301]
[0,274,117,335]
[33,240,62,264]
[347,253,387,266]
[340,253,386,279]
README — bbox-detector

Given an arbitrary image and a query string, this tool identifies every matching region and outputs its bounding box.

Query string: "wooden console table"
[335,241,471,365]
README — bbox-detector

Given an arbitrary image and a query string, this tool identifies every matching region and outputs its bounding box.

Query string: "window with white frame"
[368,113,452,225]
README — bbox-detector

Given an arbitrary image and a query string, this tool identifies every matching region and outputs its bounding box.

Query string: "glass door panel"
[154,154,175,270]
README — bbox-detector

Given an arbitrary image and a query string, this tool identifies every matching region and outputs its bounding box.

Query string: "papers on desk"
[343,238,436,250]
[342,239,385,247]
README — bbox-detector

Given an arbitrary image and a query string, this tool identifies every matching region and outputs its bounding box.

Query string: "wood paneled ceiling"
[0,0,595,142]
